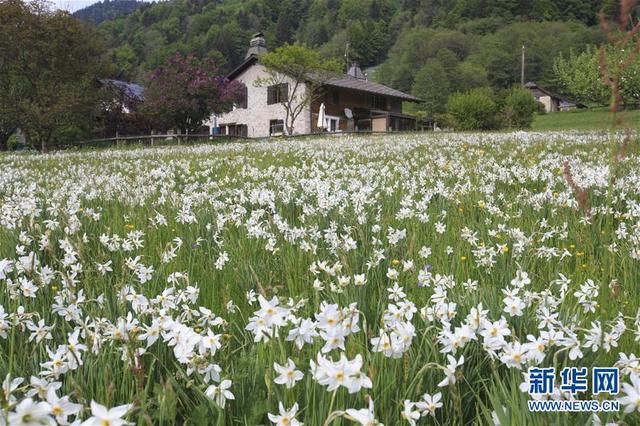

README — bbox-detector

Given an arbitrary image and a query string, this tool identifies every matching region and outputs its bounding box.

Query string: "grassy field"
[531,107,640,131]
[0,132,639,425]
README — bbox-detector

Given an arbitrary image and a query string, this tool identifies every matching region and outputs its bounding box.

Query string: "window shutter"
[281,83,289,102]
[267,85,275,105]
[240,86,248,108]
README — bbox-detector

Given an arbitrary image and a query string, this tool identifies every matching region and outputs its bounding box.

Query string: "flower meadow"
[1,132,640,425]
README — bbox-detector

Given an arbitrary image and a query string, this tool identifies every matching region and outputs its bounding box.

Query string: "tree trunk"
[0,134,9,151]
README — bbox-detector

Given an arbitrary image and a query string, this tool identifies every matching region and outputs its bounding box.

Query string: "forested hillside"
[74,0,146,25]
[99,0,633,105]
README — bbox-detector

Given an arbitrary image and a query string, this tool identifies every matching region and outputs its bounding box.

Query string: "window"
[226,124,248,137]
[236,85,248,109]
[269,119,284,135]
[324,115,340,132]
[331,90,340,105]
[267,83,288,105]
[371,94,386,110]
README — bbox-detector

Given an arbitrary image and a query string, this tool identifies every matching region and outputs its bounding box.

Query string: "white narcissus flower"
[618,373,640,413]
[267,402,302,426]
[438,355,464,387]
[273,358,304,388]
[81,400,133,426]
[400,400,420,425]
[345,398,382,426]
[205,379,235,408]
[46,388,82,425]
[8,398,54,426]
[415,392,442,417]
[353,274,367,286]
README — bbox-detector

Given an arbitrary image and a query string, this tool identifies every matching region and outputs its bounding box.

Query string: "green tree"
[454,61,489,92]
[347,20,389,67]
[554,43,640,107]
[256,43,342,135]
[553,46,609,105]
[0,0,108,152]
[411,59,450,116]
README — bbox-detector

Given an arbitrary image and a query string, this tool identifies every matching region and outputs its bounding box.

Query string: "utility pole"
[521,44,526,86]
[344,42,351,72]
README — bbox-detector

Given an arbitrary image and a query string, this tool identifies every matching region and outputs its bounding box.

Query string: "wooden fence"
[65,133,249,149]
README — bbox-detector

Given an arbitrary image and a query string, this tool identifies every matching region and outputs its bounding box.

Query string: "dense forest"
[95,0,629,86]
[74,0,147,26]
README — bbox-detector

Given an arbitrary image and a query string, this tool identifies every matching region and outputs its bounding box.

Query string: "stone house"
[206,33,421,138]
[524,81,584,112]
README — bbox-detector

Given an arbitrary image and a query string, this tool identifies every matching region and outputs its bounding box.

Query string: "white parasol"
[317,102,326,131]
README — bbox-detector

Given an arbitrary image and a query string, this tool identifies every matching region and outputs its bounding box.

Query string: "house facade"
[206,33,420,138]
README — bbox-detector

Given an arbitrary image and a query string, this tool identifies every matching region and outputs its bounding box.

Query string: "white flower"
[345,398,381,425]
[416,392,442,417]
[500,342,527,369]
[273,359,304,388]
[353,274,367,286]
[46,388,82,425]
[618,373,640,413]
[8,398,54,426]
[286,318,318,349]
[268,402,302,426]
[205,379,235,408]
[438,355,464,387]
[400,400,420,425]
[81,401,133,426]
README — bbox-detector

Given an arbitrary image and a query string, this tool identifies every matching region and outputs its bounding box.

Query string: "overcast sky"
[50,0,99,12]
[52,0,152,13]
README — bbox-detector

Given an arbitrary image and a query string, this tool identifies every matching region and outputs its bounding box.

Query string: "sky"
[51,0,152,13]
[53,0,101,12]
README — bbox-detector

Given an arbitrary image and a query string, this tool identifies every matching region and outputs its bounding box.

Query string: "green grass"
[531,106,640,131]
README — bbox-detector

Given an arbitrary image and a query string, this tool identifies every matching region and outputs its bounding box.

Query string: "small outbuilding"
[524,82,585,113]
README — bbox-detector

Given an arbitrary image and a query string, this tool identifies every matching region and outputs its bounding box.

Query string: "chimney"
[347,62,366,80]
[245,32,267,59]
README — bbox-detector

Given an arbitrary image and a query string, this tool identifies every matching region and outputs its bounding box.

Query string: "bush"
[7,134,19,151]
[446,87,498,130]
[503,87,538,128]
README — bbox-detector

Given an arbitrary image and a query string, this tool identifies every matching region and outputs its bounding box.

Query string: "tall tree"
[411,59,450,116]
[0,0,34,150]
[0,0,107,152]
[141,52,243,134]
[256,43,342,135]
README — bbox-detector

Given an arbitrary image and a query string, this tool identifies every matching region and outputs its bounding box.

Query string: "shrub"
[7,134,19,151]
[504,87,538,128]
[446,88,498,130]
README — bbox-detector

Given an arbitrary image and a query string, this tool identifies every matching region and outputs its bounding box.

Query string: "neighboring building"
[206,33,421,138]
[524,82,584,112]
[96,78,148,137]
[98,79,145,114]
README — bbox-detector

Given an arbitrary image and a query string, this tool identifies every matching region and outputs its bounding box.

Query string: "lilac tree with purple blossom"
[142,52,244,134]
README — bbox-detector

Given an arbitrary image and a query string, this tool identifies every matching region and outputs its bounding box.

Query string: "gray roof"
[227,55,421,102]
[322,75,421,102]
[99,79,144,102]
